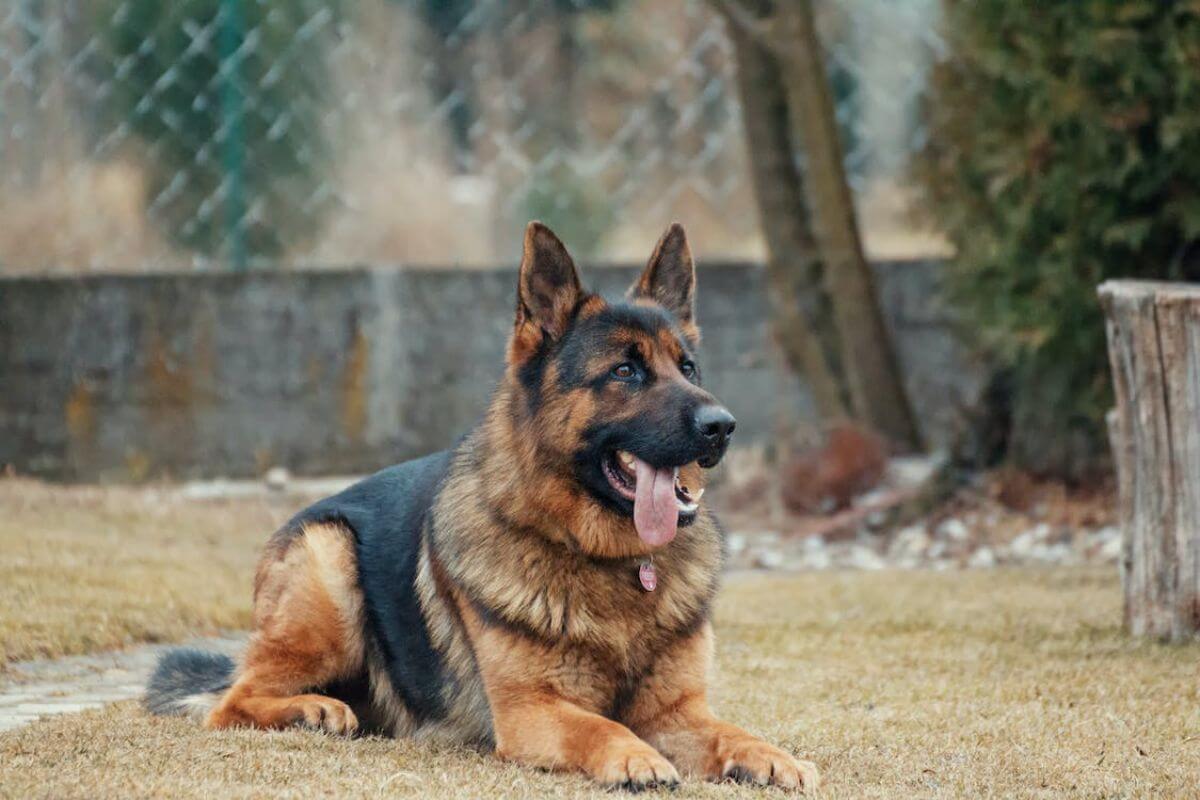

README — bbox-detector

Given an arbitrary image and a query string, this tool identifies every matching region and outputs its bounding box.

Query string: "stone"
[865,510,889,529]
[1028,523,1053,542]
[1098,534,1123,563]
[855,487,893,508]
[937,518,970,542]
[180,479,259,500]
[967,547,997,569]
[1087,525,1122,563]
[1008,530,1037,559]
[887,455,944,489]
[1052,542,1078,565]
[726,533,747,556]
[752,548,785,570]
[801,548,833,571]
[1028,542,1072,565]
[889,525,930,559]
[264,466,291,492]
[843,545,885,571]
[800,535,831,570]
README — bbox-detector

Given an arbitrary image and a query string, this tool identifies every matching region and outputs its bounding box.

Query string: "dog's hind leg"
[206,522,365,735]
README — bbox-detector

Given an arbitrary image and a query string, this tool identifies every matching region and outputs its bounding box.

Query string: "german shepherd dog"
[146,222,819,792]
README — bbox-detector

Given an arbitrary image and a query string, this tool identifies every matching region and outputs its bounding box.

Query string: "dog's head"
[505,221,735,548]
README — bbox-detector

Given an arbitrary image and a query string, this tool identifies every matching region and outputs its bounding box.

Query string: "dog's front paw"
[288,695,359,735]
[714,738,819,792]
[591,740,680,792]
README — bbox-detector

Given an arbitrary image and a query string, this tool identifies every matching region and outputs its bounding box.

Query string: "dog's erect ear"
[512,222,583,357]
[630,222,695,326]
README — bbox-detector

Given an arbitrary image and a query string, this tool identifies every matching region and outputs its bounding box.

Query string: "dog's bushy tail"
[143,648,235,720]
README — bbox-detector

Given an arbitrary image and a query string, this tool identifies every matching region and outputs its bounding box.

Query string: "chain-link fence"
[0,0,942,273]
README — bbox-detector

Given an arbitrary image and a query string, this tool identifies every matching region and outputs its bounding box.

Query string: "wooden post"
[1099,280,1200,642]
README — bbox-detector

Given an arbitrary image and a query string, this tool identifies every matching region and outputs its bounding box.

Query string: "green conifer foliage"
[914,1,1200,477]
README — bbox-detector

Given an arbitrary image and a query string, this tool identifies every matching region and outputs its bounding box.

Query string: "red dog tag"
[639,561,657,592]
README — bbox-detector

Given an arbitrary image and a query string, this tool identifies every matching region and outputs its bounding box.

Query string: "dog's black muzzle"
[694,404,736,468]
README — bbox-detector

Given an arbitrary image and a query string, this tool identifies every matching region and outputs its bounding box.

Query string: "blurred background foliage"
[2,0,927,271]
[104,0,342,263]
[914,0,1200,479]
[9,0,1200,479]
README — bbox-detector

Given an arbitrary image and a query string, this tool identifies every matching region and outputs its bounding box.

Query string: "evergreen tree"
[914,1,1200,477]
[106,0,339,265]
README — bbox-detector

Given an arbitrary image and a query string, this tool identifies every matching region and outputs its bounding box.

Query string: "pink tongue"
[633,457,678,547]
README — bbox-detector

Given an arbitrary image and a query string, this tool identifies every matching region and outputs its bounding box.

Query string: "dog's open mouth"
[602,450,703,547]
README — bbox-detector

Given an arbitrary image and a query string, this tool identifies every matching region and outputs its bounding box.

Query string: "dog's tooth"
[618,450,635,467]
[693,487,704,500]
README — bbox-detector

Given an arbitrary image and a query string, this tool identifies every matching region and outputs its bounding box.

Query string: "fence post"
[1100,280,1200,642]
[219,0,247,271]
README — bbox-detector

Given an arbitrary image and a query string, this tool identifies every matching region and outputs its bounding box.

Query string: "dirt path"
[0,635,244,733]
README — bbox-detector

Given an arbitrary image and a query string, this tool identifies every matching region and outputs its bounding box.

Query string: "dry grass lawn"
[1,478,1198,798]
[0,478,285,665]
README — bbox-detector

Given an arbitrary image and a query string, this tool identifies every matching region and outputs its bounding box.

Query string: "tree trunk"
[1100,280,1200,642]
[772,0,923,451]
[721,5,849,420]
[1106,407,1134,623]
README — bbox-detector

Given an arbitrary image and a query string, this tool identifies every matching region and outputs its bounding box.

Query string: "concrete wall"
[0,260,981,481]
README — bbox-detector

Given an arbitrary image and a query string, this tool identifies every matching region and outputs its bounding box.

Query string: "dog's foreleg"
[459,603,678,789]
[490,690,680,790]
[625,625,820,792]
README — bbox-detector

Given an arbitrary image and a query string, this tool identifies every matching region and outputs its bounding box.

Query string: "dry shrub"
[985,467,1116,530]
[780,423,887,514]
[0,160,176,273]
[303,135,497,268]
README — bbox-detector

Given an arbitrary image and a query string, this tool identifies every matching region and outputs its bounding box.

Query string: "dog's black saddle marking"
[287,450,453,723]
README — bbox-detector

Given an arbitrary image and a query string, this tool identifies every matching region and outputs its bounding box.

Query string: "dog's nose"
[695,405,736,447]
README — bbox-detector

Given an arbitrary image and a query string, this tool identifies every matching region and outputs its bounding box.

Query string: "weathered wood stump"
[1100,280,1200,641]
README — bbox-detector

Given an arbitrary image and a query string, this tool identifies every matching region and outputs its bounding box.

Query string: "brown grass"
[0,160,178,274]
[1,478,1197,797]
[0,478,286,665]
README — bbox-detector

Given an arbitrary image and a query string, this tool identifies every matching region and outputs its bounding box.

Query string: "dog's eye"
[611,363,637,380]
[680,360,696,379]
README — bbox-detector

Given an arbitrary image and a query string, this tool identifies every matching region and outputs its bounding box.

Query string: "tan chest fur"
[425,462,723,717]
